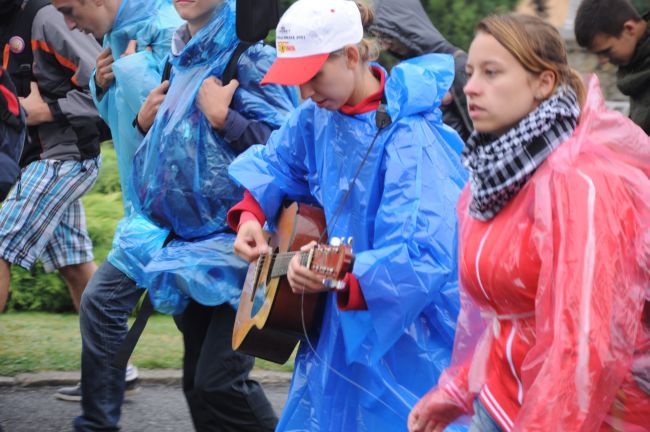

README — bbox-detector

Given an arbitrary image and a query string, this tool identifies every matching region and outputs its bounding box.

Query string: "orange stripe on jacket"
[2,44,10,70]
[31,40,78,83]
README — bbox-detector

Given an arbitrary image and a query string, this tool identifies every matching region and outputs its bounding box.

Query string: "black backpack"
[0,67,25,201]
[235,0,280,43]
[0,0,51,97]
[0,0,51,166]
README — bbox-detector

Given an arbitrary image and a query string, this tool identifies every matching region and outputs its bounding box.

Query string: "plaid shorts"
[0,157,100,272]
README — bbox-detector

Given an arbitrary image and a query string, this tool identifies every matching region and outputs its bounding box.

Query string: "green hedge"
[6,142,123,312]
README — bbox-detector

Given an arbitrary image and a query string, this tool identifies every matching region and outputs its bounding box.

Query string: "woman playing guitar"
[227,1,467,430]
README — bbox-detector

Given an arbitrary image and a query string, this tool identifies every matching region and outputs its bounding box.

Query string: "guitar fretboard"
[256,251,310,279]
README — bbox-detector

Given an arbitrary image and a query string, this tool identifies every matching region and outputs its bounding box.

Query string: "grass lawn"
[2,144,295,375]
[0,312,293,376]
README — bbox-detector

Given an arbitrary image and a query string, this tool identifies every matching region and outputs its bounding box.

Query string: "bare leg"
[58,261,98,312]
[0,259,10,313]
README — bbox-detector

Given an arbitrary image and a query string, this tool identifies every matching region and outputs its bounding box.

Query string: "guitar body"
[232,202,330,364]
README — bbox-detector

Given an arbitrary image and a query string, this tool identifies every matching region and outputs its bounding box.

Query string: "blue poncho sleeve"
[229,107,318,225]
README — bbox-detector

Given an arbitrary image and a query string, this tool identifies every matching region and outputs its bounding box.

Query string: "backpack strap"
[132,58,172,134]
[222,41,252,85]
[110,293,155,370]
[111,232,176,370]
[159,41,252,86]
[161,58,173,83]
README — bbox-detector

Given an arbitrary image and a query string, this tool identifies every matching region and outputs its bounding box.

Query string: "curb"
[0,369,292,388]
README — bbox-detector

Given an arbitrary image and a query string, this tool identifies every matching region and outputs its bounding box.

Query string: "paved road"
[0,382,289,432]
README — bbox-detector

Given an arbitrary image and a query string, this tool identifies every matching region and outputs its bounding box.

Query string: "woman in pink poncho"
[409,13,650,432]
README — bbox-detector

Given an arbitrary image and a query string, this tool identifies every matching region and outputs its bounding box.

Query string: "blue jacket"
[229,54,468,431]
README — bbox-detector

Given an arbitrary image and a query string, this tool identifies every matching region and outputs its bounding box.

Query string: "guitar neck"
[267,250,311,279]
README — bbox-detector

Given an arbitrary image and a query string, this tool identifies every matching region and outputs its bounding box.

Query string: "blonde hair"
[355,1,380,62]
[476,14,586,105]
[330,2,380,62]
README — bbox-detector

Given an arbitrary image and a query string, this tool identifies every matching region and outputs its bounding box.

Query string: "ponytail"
[356,1,380,62]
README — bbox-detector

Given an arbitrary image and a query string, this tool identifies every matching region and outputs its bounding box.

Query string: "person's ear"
[345,45,360,70]
[536,70,556,100]
[622,19,640,38]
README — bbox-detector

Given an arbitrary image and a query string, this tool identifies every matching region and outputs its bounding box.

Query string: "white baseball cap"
[261,0,364,86]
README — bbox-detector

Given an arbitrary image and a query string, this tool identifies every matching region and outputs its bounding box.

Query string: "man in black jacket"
[369,0,472,141]
[0,0,102,309]
[575,0,650,134]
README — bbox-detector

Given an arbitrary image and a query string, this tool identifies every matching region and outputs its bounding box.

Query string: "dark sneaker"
[55,378,141,402]
[124,377,141,397]
[55,383,82,402]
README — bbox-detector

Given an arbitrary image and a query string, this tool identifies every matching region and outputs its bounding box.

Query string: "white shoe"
[126,363,139,381]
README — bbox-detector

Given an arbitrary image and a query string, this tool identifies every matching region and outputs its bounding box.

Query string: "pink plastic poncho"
[424,76,650,432]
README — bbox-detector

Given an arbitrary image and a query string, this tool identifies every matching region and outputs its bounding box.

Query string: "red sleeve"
[336,273,368,311]
[440,365,473,412]
[227,190,266,232]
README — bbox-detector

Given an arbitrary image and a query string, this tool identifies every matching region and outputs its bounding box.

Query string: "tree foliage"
[422,0,520,50]
[279,0,520,51]
[632,0,649,14]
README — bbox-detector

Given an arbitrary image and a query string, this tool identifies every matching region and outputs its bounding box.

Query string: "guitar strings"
[295,123,408,420]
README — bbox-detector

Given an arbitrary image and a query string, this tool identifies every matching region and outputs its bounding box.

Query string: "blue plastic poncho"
[88,0,182,285]
[131,0,298,240]
[144,233,248,315]
[229,54,468,432]
[130,1,298,312]
[90,0,183,215]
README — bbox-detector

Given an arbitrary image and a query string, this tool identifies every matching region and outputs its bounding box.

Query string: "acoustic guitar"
[232,202,353,364]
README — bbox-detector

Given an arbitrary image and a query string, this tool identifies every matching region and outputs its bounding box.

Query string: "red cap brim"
[260,53,330,86]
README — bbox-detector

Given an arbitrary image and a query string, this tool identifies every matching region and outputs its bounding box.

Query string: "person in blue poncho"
[55,0,297,429]
[52,0,182,416]
[227,1,468,431]
[129,0,298,430]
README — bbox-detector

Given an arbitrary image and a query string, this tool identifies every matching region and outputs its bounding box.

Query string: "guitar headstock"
[307,244,354,284]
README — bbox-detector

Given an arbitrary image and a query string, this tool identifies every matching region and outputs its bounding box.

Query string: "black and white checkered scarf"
[461,86,580,221]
